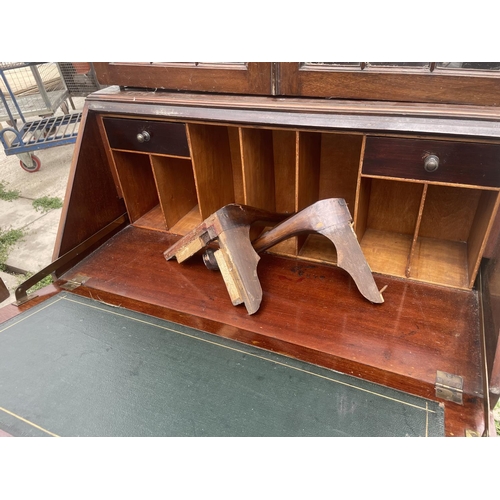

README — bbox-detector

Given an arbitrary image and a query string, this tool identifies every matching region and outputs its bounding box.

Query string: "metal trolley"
[0,62,91,172]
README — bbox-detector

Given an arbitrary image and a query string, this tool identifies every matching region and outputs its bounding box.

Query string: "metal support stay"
[14,214,128,306]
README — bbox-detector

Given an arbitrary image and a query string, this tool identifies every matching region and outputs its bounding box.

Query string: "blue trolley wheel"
[20,154,41,173]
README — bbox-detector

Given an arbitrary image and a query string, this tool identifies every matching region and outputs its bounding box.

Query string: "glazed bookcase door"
[278,62,500,106]
[93,62,274,95]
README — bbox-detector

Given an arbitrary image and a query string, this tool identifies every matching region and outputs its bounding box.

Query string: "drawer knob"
[424,154,439,172]
[136,131,150,143]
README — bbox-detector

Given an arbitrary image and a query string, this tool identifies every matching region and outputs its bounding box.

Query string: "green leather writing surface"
[0,293,444,436]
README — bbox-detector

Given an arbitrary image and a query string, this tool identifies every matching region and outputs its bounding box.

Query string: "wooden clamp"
[163,204,289,314]
[164,199,384,314]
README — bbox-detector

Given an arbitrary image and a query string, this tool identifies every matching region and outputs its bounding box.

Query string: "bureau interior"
[103,116,499,290]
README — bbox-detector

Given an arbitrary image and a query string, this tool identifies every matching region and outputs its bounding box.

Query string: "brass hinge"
[465,429,481,437]
[60,274,90,291]
[435,370,464,405]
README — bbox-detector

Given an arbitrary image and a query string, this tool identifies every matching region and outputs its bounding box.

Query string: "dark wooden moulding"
[2,88,500,437]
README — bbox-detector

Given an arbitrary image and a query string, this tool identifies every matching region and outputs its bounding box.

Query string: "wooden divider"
[318,133,362,213]
[297,131,321,212]
[227,127,244,204]
[406,184,428,278]
[239,127,276,212]
[356,178,423,278]
[111,151,159,224]
[467,190,500,287]
[187,123,235,219]
[272,130,296,214]
[150,156,198,230]
[267,130,298,255]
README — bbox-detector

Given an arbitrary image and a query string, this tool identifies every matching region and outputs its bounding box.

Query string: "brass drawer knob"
[136,131,150,143]
[424,154,439,172]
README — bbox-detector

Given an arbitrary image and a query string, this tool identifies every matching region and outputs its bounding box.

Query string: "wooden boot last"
[165,199,383,315]
[164,204,289,314]
[252,198,384,305]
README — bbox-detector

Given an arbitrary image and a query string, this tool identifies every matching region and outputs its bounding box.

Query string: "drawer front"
[363,136,500,188]
[103,117,190,157]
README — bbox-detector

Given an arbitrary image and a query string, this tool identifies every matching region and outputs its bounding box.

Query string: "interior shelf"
[150,155,198,230]
[359,229,412,278]
[133,205,167,232]
[169,205,202,236]
[111,151,159,224]
[408,237,469,288]
[106,119,499,292]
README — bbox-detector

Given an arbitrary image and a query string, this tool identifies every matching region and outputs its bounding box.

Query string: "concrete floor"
[0,97,85,306]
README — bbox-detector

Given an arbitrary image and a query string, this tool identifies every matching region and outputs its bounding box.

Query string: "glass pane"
[302,62,361,67]
[196,62,245,67]
[366,62,430,68]
[147,62,245,67]
[437,62,500,71]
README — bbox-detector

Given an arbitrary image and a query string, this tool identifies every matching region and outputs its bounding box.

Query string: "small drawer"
[363,136,500,188]
[103,117,190,157]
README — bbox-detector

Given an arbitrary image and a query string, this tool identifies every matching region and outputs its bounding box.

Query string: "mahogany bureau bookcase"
[1,62,499,437]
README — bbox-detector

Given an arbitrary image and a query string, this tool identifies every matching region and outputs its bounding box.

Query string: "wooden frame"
[93,62,274,95]
[278,63,500,106]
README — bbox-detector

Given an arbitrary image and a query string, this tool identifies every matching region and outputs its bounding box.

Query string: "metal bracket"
[465,429,480,437]
[14,214,128,306]
[435,370,464,405]
[60,274,90,291]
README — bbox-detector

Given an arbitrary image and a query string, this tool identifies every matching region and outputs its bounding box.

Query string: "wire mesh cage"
[0,62,70,122]
[58,62,102,97]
